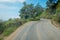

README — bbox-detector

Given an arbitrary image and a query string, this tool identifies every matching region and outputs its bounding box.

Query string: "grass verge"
[3,27,17,36]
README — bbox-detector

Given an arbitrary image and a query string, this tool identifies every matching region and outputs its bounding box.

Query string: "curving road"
[5,19,60,40]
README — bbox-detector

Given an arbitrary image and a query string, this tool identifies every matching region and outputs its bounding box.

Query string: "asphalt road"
[5,19,60,40]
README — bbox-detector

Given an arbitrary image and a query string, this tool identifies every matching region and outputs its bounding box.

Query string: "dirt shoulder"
[4,22,30,40]
[51,20,60,30]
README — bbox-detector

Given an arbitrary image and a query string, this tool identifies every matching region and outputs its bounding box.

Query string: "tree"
[53,0,60,22]
[19,2,43,21]
[46,0,57,14]
[20,2,34,19]
[46,0,60,22]
[0,20,4,34]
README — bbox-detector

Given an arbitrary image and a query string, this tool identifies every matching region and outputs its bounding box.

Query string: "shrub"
[3,27,17,36]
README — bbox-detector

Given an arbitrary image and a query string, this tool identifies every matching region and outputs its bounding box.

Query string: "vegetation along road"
[5,19,60,40]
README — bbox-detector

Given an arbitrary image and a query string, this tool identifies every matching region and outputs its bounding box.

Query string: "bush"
[3,27,17,36]
[0,18,27,37]
[0,22,5,34]
[3,19,27,36]
[52,13,60,23]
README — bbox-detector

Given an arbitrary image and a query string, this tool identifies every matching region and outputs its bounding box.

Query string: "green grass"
[3,27,17,36]
[40,11,47,18]
[0,37,3,40]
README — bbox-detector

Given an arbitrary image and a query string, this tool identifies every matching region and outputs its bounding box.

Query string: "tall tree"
[46,0,58,14]
[20,3,34,19]
[19,2,43,20]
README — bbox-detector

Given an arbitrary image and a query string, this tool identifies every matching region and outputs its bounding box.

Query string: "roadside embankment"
[51,20,60,30]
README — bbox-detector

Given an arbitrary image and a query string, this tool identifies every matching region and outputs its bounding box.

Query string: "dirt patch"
[51,20,60,30]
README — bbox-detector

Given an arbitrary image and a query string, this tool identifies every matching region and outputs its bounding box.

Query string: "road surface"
[5,19,60,40]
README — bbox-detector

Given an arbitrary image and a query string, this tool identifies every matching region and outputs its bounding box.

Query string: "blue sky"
[0,0,47,20]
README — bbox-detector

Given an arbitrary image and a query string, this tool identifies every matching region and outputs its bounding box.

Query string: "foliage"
[0,21,5,34]
[0,18,26,36]
[0,37,3,40]
[19,2,43,21]
[3,27,17,36]
[46,0,60,23]
[52,2,60,22]
[46,0,57,14]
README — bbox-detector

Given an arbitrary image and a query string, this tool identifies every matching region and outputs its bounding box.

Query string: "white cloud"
[0,0,25,3]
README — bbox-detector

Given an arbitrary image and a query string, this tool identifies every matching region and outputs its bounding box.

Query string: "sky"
[0,0,47,20]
